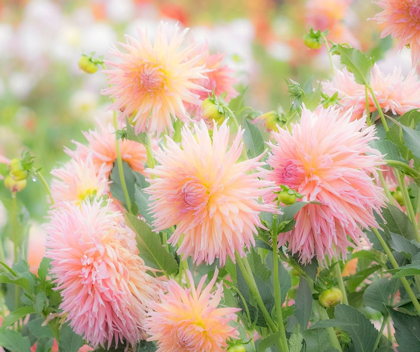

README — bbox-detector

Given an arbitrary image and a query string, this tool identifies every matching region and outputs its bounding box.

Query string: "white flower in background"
[378,47,412,76]
[8,72,37,100]
[81,23,117,57]
[106,0,135,23]
[0,24,13,60]
[69,90,99,119]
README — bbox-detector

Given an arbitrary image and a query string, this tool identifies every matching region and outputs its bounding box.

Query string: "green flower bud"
[279,190,296,206]
[257,111,279,131]
[392,190,404,206]
[78,55,98,74]
[9,158,28,181]
[228,345,246,352]
[4,175,27,193]
[319,287,343,308]
[303,28,323,50]
[202,98,225,125]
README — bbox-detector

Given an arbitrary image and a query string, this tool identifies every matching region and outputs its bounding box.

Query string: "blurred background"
[0,0,413,223]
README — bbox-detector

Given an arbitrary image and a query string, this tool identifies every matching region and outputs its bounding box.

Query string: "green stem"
[272,219,289,352]
[365,85,371,126]
[373,316,388,351]
[372,227,420,315]
[11,195,19,264]
[396,172,419,241]
[315,302,344,352]
[367,85,389,132]
[321,33,335,76]
[332,259,349,305]
[378,170,395,205]
[235,252,277,333]
[37,171,54,205]
[113,112,132,212]
[146,133,156,170]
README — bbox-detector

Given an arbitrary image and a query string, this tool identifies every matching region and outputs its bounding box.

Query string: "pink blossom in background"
[102,21,208,135]
[146,120,274,265]
[146,269,239,352]
[267,107,385,263]
[46,201,163,348]
[322,65,420,120]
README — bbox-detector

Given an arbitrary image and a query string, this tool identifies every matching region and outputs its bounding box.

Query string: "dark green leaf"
[58,323,84,352]
[134,184,153,226]
[36,338,54,352]
[259,331,281,351]
[295,279,312,330]
[363,278,399,313]
[401,124,420,159]
[243,119,265,159]
[278,202,309,223]
[27,318,54,339]
[0,329,31,352]
[346,265,382,292]
[289,325,304,352]
[390,233,420,260]
[136,341,157,351]
[369,140,406,164]
[37,258,52,280]
[34,291,47,314]
[389,309,420,351]
[1,305,35,328]
[392,261,420,278]
[382,204,417,241]
[248,248,271,282]
[303,329,338,352]
[124,213,178,275]
[0,274,32,292]
[110,161,139,214]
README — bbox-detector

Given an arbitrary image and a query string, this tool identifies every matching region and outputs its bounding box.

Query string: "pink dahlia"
[267,107,385,263]
[50,157,109,206]
[373,0,420,65]
[102,22,208,135]
[322,65,420,121]
[66,118,147,177]
[146,120,274,265]
[146,269,239,351]
[46,201,162,348]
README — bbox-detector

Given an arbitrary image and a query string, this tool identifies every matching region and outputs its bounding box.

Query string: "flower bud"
[78,55,98,74]
[9,158,28,181]
[303,28,323,50]
[392,190,404,206]
[279,190,296,206]
[228,345,246,352]
[319,287,343,308]
[4,175,27,193]
[256,111,279,131]
[201,98,225,125]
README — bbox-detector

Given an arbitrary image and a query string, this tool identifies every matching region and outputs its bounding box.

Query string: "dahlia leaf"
[330,44,373,85]
[26,318,54,339]
[110,161,138,214]
[289,325,304,352]
[381,204,418,241]
[134,184,153,226]
[389,233,420,260]
[389,309,420,351]
[370,140,406,164]
[0,329,31,352]
[124,213,178,275]
[58,323,84,352]
[302,329,338,352]
[0,305,35,328]
[363,277,399,314]
[294,278,313,331]
[346,265,382,293]
[243,119,265,159]
[391,261,420,278]
[401,124,420,159]
[258,331,281,351]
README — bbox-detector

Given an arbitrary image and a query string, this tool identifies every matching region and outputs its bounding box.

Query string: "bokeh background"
[0,0,412,223]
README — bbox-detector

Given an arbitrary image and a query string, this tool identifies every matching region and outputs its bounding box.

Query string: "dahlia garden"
[1,0,420,351]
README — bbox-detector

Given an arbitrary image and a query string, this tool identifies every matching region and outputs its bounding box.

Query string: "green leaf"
[363,278,399,314]
[389,309,420,351]
[248,248,271,282]
[289,325,304,352]
[0,274,32,292]
[369,35,392,62]
[334,305,378,352]
[369,140,406,164]
[295,278,313,330]
[382,204,417,241]
[303,329,338,352]
[124,213,178,275]
[401,123,420,159]
[392,261,420,278]
[58,323,84,352]
[278,201,309,223]
[389,233,420,260]
[34,291,47,314]
[125,118,147,144]
[27,318,54,339]
[330,45,373,85]
[134,184,153,226]
[37,257,52,280]
[136,341,158,351]
[259,331,281,351]
[346,265,382,292]
[243,119,265,159]
[0,329,31,352]
[266,252,291,304]
[110,161,138,214]
[36,338,54,352]
[302,84,322,111]
[310,320,358,329]
[1,305,35,328]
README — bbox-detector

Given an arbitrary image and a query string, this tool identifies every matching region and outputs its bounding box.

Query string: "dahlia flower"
[322,65,420,121]
[305,0,358,47]
[66,118,147,176]
[46,201,162,348]
[146,120,273,265]
[146,270,239,351]
[102,22,208,135]
[267,107,385,263]
[50,156,109,206]
[373,0,420,65]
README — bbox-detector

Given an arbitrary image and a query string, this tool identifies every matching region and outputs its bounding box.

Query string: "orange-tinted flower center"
[408,0,420,21]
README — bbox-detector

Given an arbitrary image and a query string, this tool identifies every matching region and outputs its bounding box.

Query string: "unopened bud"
[279,190,297,206]
[256,111,279,131]
[78,55,98,74]
[4,175,27,193]
[202,98,225,125]
[319,287,343,308]
[303,28,323,50]
[392,190,404,206]
[9,158,28,181]
[227,345,246,352]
